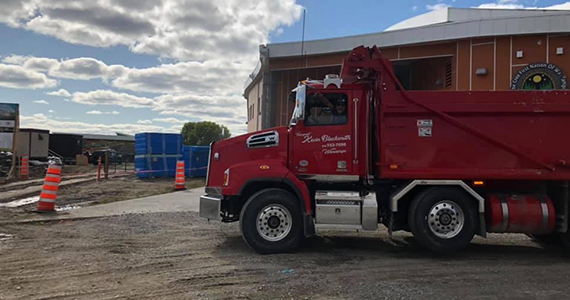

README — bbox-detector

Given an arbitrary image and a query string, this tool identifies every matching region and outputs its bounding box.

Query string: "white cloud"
[8,54,248,96]
[2,55,59,72]
[152,117,187,124]
[477,0,570,9]
[412,5,418,11]
[33,100,49,105]
[547,2,570,9]
[111,60,248,95]
[2,55,30,65]
[0,0,303,135]
[153,94,246,122]
[477,0,523,9]
[427,3,450,10]
[137,119,153,124]
[48,109,55,113]
[50,58,128,80]
[72,90,154,108]
[86,110,120,115]
[0,64,58,89]
[21,113,171,135]
[46,88,71,97]
[0,0,303,62]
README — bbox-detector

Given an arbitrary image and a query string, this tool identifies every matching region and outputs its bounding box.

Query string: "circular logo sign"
[510,63,567,90]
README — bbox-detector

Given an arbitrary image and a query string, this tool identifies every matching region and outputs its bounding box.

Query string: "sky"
[0,0,569,136]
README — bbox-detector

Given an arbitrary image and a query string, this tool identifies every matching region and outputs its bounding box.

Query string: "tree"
[181,121,231,145]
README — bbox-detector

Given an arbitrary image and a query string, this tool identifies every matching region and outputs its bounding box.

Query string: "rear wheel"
[240,188,303,254]
[408,187,478,253]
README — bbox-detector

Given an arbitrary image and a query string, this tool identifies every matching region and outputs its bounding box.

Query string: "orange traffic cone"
[20,156,29,180]
[174,160,186,190]
[37,164,62,212]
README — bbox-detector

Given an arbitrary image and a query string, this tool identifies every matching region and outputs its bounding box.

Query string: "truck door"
[290,89,356,178]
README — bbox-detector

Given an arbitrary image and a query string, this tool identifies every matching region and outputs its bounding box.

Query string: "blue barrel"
[135,132,183,178]
[182,146,210,177]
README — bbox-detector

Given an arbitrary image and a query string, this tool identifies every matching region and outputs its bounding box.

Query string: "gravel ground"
[1,212,570,300]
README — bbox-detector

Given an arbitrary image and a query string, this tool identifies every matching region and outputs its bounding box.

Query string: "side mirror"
[289,84,306,125]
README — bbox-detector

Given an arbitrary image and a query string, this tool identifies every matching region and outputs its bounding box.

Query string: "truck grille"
[246,131,279,148]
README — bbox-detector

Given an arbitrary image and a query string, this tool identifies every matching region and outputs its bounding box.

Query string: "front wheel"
[408,187,478,254]
[240,188,304,254]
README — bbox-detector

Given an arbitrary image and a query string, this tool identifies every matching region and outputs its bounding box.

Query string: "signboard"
[0,133,13,149]
[0,120,15,128]
[0,103,18,122]
[511,63,568,90]
[0,103,18,151]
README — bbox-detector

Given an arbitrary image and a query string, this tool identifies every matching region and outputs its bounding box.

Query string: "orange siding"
[512,35,547,66]
[496,37,511,90]
[269,57,304,70]
[457,40,471,90]
[380,47,399,59]
[246,79,262,132]
[549,35,570,75]
[307,52,348,68]
[471,43,495,90]
[472,37,495,44]
[400,42,456,59]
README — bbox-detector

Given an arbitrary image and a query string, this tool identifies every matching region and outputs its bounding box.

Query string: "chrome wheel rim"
[427,200,464,239]
[256,204,292,242]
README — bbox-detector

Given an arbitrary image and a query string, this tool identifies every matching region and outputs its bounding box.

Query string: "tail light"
[223,168,230,186]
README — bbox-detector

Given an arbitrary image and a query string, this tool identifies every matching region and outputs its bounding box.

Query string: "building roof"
[51,132,135,142]
[20,128,49,133]
[265,7,570,59]
[82,134,135,142]
[385,7,569,31]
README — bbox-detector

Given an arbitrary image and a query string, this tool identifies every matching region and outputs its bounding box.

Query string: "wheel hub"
[256,204,292,242]
[427,200,465,239]
[267,216,281,229]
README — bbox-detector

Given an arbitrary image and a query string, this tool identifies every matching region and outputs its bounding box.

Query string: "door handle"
[353,97,359,164]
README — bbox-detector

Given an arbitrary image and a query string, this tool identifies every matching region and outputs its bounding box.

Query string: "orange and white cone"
[20,156,29,180]
[37,164,62,212]
[174,160,186,190]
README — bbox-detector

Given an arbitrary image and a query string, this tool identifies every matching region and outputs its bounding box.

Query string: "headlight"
[223,168,230,186]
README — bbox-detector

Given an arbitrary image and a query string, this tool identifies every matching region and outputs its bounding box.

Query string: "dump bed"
[378,89,570,180]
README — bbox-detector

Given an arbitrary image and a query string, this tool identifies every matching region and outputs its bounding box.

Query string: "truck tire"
[239,188,304,254]
[408,187,478,254]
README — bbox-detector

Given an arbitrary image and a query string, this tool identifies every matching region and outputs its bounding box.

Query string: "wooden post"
[7,106,19,180]
[97,157,102,181]
[104,151,109,180]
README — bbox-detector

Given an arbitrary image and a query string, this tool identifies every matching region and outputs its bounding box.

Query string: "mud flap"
[479,213,487,238]
[304,214,315,237]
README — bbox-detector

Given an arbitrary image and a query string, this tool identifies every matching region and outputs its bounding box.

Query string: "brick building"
[244,8,570,132]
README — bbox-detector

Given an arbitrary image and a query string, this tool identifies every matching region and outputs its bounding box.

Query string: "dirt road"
[1,212,570,300]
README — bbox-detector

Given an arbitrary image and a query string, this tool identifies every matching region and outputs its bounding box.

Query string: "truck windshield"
[289,84,306,126]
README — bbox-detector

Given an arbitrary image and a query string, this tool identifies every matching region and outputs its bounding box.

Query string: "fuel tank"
[486,194,556,234]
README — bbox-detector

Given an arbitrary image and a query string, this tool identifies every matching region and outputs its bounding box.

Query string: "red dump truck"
[200,46,570,254]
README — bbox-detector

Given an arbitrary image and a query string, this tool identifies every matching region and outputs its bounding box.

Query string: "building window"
[445,60,453,88]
